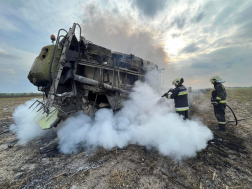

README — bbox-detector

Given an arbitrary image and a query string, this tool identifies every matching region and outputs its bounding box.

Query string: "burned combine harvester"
[28,23,158,129]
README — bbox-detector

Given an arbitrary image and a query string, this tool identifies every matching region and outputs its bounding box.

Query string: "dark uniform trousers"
[212,83,227,130]
[176,110,188,120]
[214,104,226,129]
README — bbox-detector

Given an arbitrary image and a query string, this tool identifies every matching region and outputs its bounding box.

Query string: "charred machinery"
[28,23,158,129]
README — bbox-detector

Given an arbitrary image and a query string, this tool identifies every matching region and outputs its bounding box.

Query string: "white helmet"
[172,78,184,85]
[210,75,225,83]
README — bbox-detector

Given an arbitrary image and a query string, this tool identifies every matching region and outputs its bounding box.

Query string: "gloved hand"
[211,101,218,106]
[211,98,218,106]
[162,93,168,97]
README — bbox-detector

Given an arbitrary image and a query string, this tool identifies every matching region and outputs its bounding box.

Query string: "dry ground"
[0,89,252,189]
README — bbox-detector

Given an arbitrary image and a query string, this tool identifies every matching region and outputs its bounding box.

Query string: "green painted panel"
[28,45,62,87]
[33,107,60,130]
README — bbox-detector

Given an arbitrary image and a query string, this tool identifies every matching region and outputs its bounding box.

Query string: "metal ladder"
[44,23,78,114]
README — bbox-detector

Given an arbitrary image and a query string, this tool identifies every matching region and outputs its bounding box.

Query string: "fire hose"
[227,104,252,125]
[161,88,174,97]
[226,104,238,126]
[228,117,252,123]
[225,105,252,125]
[161,90,250,126]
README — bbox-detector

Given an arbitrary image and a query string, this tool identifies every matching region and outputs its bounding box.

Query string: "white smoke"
[144,67,160,89]
[10,99,54,144]
[11,71,213,160]
[57,81,213,160]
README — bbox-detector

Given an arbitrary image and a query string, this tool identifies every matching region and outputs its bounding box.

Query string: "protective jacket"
[211,83,227,129]
[212,83,226,103]
[166,85,189,111]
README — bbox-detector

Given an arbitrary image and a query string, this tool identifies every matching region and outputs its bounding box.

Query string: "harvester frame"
[28,23,159,129]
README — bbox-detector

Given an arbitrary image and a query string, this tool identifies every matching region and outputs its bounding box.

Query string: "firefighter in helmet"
[162,78,189,120]
[210,75,227,131]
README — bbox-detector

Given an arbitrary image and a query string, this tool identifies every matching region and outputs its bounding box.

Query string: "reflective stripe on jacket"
[167,85,189,111]
[212,83,227,103]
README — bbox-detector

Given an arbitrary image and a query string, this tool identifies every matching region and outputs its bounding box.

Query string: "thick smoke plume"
[11,70,213,160]
[10,99,54,144]
[81,3,167,69]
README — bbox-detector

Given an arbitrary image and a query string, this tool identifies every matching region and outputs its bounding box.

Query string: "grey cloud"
[182,31,189,36]
[131,0,167,18]
[190,46,251,71]
[171,16,186,29]
[170,33,181,38]
[209,47,249,68]
[195,12,204,23]
[235,5,252,24]
[180,43,199,54]
[196,38,208,45]
[199,2,251,41]
[191,62,214,69]
[201,26,210,34]
[235,22,252,39]
[86,4,96,18]
[0,70,37,92]
[81,4,167,67]
[212,6,236,26]
[112,7,119,14]
[171,45,252,88]
[211,21,252,49]
[0,53,20,60]
[211,37,230,48]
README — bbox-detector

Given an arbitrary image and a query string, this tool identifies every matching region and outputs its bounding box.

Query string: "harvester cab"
[28,23,160,129]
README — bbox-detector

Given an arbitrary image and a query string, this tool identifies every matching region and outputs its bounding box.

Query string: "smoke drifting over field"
[10,100,55,144]
[11,71,213,160]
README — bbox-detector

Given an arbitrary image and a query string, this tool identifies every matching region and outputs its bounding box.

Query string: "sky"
[0,0,252,92]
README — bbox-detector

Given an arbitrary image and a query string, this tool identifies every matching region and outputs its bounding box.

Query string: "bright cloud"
[0,0,252,92]
[0,48,7,54]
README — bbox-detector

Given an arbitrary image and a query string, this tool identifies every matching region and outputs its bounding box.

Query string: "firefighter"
[210,75,227,131]
[162,78,189,120]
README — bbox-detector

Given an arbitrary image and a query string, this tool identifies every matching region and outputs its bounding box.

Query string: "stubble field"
[0,89,252,189]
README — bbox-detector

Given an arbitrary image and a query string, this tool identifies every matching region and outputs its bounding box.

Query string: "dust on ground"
[0,89,252,189]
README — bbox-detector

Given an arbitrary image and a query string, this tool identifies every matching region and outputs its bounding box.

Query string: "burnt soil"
[0,89,252,189]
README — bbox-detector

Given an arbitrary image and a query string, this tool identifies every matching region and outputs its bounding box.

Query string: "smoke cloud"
[10,99,54,144]
[81,3,167,68]
[11,71,213,160]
